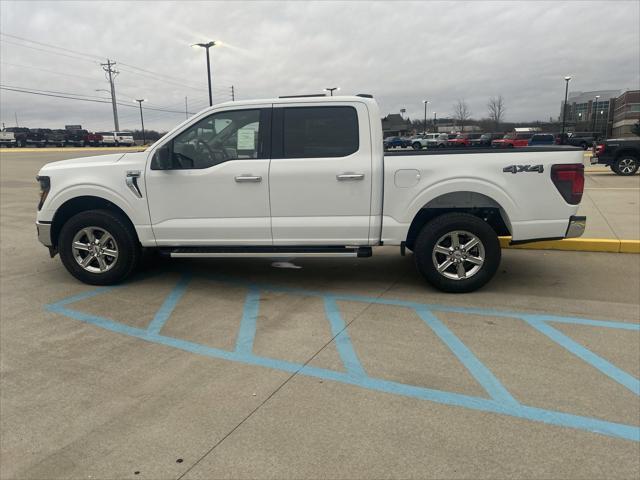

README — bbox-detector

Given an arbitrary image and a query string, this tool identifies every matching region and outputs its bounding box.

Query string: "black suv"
[3,127,46,147]
[593,138,640,175]
[558,132,601,150]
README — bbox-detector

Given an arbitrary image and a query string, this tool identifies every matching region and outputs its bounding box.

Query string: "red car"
[447,133,482,147]
[491,132,533,148]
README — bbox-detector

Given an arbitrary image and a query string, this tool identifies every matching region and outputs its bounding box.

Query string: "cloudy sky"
[1,0,638,132]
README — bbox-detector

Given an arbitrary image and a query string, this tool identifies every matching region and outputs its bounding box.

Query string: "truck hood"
[39,153,126,172]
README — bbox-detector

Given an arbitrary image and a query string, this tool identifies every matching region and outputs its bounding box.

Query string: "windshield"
[503,134,516,139]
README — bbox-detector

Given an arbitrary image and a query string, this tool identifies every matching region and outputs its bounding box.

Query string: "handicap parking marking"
[45,270,640,443]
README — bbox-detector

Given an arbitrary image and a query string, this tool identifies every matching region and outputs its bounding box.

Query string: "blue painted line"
[416,307,519,406]
[44,301,640,442]
[323,296,367,378]
[235,287,261,354]
[146,273,192,334]
[50,286,117,307]
[200,272,638,331]
[524,316,640,396]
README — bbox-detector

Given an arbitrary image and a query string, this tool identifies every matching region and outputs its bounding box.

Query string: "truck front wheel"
[58,210,140,285]
[414,213,501,293]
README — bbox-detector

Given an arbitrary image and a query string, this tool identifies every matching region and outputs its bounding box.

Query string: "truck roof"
[210,95,378,109]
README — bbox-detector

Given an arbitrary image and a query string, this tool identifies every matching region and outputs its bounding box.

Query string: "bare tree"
[488,95,506,130]
[453,99,471,132]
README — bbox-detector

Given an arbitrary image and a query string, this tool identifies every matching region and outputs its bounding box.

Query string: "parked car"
[411,133,449,149]
[528,133,556,146]
[470,133,504,148]
[114,131,135,146]
[3,127,46,147]
[492,132,533,148]
[0,129,17,147]
[593,138,640,175]
[557,132,600,150]
[98,132,116,146]
[448,133,483,147]
[86,132,103,147]
[384,136,410,149]
[35,95,586,293]
[31,128,67,147]
[65,129,89,147]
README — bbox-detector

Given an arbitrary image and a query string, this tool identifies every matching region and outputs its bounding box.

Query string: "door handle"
[336,173,365,181]
[235,175,262,183]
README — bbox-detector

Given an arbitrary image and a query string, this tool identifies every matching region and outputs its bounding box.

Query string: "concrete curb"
[499,237,640,254]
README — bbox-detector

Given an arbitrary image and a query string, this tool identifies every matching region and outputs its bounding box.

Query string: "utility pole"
[185,96,188,120]
[560,76,571,145]
[101,59,120,131]
[433,111,437,131]
[231,85,235,101]
[423,100,428,133]
[135,99,146,145]
[14,112,18,127]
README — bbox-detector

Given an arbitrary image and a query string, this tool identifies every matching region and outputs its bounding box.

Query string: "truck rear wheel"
[613,156,638,176]
[58,209,140,285]
[412,142,422,150]
[414,213,501,293]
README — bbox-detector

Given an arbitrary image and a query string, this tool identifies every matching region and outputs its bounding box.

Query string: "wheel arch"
[615,148,639,160]
[50,196,138,248]
[405,191,512,250]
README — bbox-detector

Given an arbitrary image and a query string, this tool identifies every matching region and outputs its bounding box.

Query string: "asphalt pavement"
[1,149,639,479]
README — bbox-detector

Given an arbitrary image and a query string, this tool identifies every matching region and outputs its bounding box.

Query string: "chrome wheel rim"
[72,227,118,273]
[432,230,485,281]
[619,158,636,174]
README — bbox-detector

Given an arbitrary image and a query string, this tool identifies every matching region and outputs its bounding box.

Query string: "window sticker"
[237,129,255,150]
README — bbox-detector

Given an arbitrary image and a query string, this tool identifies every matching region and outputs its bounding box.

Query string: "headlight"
[36,175,50,210]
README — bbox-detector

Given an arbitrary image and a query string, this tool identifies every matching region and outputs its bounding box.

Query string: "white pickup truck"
[35,95,586,292]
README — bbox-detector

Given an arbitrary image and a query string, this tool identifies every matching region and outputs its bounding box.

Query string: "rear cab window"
[280,106,359,158]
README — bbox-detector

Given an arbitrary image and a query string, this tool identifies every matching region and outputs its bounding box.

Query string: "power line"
[0,39,98,64]
[0,32,102,60]
[0,85,198,114]
[0,61,103,82]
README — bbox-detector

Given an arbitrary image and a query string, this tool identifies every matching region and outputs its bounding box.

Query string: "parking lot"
[1,149,639,479]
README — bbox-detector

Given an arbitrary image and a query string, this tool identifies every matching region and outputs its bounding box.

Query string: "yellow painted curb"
[500,237,640,253]
[0,147,147,153]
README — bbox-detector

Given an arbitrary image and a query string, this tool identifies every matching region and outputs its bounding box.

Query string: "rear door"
[268,102,373,245]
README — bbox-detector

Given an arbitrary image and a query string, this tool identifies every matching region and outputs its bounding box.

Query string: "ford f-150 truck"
[35,95,586,292]
[593,138,639,175]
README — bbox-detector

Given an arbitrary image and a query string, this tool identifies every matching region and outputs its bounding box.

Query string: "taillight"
[551,164,584,205]
[36,175,50,210]
[594,143,605,156]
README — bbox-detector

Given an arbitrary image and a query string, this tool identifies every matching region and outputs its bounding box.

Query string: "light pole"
[560,76,571,145]
[591,95,600,133]
[423,100,428,133]
[433,111,437,131]
[134,99,147,145]
[325,87,339,96]
[192,41,219,106]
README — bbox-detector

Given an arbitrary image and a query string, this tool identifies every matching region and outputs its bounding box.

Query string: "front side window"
[283,106,359,158]
[169,109,262,169]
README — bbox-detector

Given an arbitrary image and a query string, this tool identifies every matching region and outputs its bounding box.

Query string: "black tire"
[613,156,639,176]
[414,213,501,293]
[412,142,422,150]
[58,209,140,285]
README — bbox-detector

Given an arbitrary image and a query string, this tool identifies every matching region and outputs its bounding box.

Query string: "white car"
[0,130,17,147]
[98,132,116,146]
[410,133,449,150]
[35,95,586,292]
[114,131,135,146]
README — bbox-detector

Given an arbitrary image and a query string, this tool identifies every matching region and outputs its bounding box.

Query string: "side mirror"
[151,144,172,170]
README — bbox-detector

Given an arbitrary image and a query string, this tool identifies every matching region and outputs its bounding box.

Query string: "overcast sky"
[1,0,638,131]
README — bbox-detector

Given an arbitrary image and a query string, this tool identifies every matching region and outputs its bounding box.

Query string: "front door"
[146,106,272,246]
[268,103,373,245]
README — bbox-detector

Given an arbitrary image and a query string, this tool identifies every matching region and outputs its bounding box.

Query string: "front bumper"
[566,215,586,238]
[36,221,53,246]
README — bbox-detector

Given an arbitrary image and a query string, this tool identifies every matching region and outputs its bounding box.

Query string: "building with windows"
[611,90,640,138]
[381,114,412,137]
[559,90,621,133]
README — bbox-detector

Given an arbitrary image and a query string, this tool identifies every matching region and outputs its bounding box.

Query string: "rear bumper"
[565,215,586,238]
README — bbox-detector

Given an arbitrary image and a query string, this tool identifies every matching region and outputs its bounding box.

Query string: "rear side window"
[282,106,359,158]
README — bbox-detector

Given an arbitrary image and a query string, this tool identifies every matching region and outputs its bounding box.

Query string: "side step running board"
[162,246,373,259]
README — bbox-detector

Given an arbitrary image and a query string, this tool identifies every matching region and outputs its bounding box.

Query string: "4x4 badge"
[503,164,544,174]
